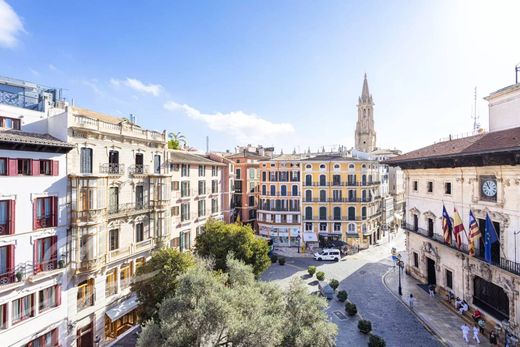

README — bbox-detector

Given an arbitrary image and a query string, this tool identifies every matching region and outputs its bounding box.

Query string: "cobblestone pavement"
[261,231,443,347]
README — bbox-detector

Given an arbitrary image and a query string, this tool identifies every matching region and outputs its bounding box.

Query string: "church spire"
[360,73,372,104]
[355,74,376,152]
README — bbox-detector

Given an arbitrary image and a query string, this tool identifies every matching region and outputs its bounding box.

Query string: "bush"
[358,320,372,334]
[337,290,348,302]
[270,255,278,263]
[316,271,325,281]
[329,279,339,291]
[345,302,357,316]
[278,257,286,265]
[307,266,317,276]
[368,334,386,347]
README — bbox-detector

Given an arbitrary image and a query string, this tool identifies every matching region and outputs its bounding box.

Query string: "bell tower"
[355,74,376,152]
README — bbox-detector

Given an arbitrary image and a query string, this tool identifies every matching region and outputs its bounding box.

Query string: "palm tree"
[168,132,187,149]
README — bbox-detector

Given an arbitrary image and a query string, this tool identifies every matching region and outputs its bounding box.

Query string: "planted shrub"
[368,334,386,347]
[278,257,286,265]
[316,271,325,281]
[358,320,372,334]
[345,302,357,316]
[307,265,317,276]
[270,255,278,263]
[337,290,348,302]
[329,279,339,291]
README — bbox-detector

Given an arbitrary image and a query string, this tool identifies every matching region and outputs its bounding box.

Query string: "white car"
[314,249,341,261]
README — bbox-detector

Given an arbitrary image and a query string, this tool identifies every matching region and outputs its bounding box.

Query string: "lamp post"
[514,231,520,266]
[397,253,404,296]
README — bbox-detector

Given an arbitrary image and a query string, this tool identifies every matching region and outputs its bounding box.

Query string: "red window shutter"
[55,285,61,306]
[8,159,17,176]
[52,235,58,261]
[52,328,58,345]
[33,240,39,273]
[52,160,59,176]
[8,200,15,234]
[8,244,14,270]
[33,200,38,230]
[52,196,58,227]
[32,160,40,176]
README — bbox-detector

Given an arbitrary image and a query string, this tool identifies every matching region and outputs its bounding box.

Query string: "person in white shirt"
[459,302,469,315]
[408,293,415,309]
[473,325,480,343]
[461,323,470,343]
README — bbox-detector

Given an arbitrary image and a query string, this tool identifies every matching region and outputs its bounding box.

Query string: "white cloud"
[110,77,162,96]
[82,79,102,95]
[0,0,24,48]
[164,100,295,144]
[48,64,58,71]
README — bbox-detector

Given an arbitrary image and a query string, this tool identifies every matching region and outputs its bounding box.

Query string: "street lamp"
[514,231,520,265]
[397,253,404,296]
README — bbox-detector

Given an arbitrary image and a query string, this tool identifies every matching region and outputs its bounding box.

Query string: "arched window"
[362,224,367,233]
[362,207,367,219]
[348,190,356,201]
[292,185,298,196]
[348,223,356,233]
[305,174,312,186]
[319,207,327,220]
[305,164,312,169]
[320,164,326,169]
[362,190,367,201]
[305,190,312,202]
[334,164,340,169]
[348,207,356,220]
[281,185,287,196]
[270,185,276,196]
[333,207,341,220]
[262,185,266,195]
[349,164,355,169]
[305,207,313,220]
[362,174,367,185]
[320,190,326,202]
[262,171,266,181]
[319,175,326,186]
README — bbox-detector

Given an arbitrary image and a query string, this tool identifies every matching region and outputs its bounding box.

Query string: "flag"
[468,210,480,256]
[484,213,499,263]
[442,205,453,244]
[452,208,465,249]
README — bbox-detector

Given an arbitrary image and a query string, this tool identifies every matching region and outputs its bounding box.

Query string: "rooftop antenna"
[129,113,136,124]
[206,136,209,153]
[516,62,520,84]
[471,87,480,134]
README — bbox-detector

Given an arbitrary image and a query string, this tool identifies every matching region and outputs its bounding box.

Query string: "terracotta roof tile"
[0,130,74,149]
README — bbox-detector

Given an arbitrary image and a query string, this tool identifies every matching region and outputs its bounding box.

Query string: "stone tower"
[355,74,376,152]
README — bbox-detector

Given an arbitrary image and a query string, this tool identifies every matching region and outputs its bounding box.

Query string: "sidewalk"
[384,268,493,347]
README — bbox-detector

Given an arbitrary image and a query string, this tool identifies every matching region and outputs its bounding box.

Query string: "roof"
[71,106,132,126]
[226,150,269,160]
[261,153,303,161]
[385,126,520,168]
[302,154,365,162]
[0,130,74,152]
[169,150,225,166]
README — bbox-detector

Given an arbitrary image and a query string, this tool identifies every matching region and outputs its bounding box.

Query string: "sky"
[1,0,520,153]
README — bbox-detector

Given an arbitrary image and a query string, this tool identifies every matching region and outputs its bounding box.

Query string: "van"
[314,248,341,261]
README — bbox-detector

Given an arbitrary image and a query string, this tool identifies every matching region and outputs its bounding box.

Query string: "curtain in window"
[0,247,6,274]
[0,201,6,224]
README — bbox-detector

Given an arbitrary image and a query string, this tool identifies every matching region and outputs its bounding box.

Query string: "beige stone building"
[387,82,520,337]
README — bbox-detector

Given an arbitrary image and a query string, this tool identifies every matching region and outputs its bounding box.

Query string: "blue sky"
[1,0,520,153]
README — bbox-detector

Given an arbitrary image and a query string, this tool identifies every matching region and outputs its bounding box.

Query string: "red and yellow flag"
[452,208,465,250]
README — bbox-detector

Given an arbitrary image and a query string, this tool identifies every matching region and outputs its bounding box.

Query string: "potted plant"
[329,279,339,291]
[307,266,316,277]
[358,320,372,334]
[270,254,278,263]
[15,271,23,282]
[345,302,357,316]
[337,290,348,302]
[278,257,286,265]
[368,334,386,347]
[58,259,65,269]
[316,271,325,281]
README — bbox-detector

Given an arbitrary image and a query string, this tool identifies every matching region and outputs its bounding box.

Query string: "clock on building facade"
[479,175,497,202]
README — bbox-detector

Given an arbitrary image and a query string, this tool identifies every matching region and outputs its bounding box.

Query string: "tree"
[168,131,186,149]
[194,220,271,277]
[131,248,194,321]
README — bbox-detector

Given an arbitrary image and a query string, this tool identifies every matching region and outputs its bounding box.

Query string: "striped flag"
[468,210,480,256]
[442,205,453,244]
[452,208,465,250]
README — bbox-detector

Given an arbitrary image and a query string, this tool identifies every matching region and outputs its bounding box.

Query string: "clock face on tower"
[480,175,497,201]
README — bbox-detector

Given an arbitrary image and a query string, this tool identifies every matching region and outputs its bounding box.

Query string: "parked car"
[314,248,341,261]
[318,281,335,300]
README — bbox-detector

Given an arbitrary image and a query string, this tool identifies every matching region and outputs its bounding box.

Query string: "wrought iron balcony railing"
[100,163,125,175]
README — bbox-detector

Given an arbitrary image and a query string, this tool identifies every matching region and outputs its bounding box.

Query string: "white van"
[314,248,341,261]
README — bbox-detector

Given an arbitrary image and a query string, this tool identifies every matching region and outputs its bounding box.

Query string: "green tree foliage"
[131,248,194,321]
[167,131,186,149]
[194,220,271,277]
[307,266,316,276]
[329,279,339,291]
[316,271,325,281]
[137,257,337,347]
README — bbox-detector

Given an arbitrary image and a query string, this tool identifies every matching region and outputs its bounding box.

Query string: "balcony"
[34,216,55,229]
[33,257,58,275]
[100,163,125,176]
[403,223,520,277]
[257,206,300,212]
[77,293,95,312]
[71,208,105,225]
[108,202,150,218]
[78,257,106,273]
[128,164,149,176]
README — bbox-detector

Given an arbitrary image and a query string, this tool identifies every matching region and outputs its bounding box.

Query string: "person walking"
[428,284,435,297]
[461,323,470,343]
[489,331,498,345]
[408,293,415,309]
[472,325,480,344]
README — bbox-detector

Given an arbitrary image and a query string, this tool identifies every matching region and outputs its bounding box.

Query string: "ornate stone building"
[355,74,377,153]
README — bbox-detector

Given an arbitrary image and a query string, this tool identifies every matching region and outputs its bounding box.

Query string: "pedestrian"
[428,284,435,297]
[489,331,498,345]
[473,325,480,344]
[477,318,485,334]
[447,289,455,303]
[461,323,470,343]
[459,301,469,315]
[408,293,415,309]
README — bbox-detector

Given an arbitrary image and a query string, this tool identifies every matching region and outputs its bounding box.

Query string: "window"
[212,180,218,194]
[212,165,218,176]
[270,185,276,196]
[106,269,117,297]
[305,222,312,231]
[120,265,132,289]
[198,200,206,217]
[0,245,14,284]
[26,329,59,347]
[34,236,57,274]
[171,206,179,216]
[333,207,341,220]
[319,175,326,186]
[412,181,418,191]
[211,198,218,214]
[18,159,31,175]
[181,181,190,197]
[0,200,14,235]
[109,229,119,251]
[262,171,267,181]
[248,195,255,206]
[427,218,434,237]
[171,181,179,191]
[135,153,144,174]
[77,279,94,311]
[305,174,312,186]
[319,223,327,231]
[39,160,52,175]
[320,190,326,202]
[427,181,433,193]
[444,182,452,195]
[362,207,367,219]
[334,223,341,232]
[39,285,60,312]
[348,207,356,220]
[332,174,341,185]
[181,164,190,177]
[305,207,313,220]
[0,303,6,329]
[135,185,144,209]
[108,150,119,174]
[154,155,161,174]
[235,168,241,179]
[80,148,93,174]
[0,116,20,130]
[0,158,6,176]
[12,294,34,324]
[181,203,190,222]
[281,185,287,196]
[319,207,327,220]
[348,223,356,234]
[262,185,266,195]
[198,165,205,176]
[198,181,206,195]
[319,164,326,169]
[446,269,453,289]
[292,185,298,196]
[413,252,419,268]
[135,223,144,242]
[108,187,119,214]
[34,196,57,229]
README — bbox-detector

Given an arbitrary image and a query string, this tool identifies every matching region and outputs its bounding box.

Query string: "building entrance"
[427,257,436,285]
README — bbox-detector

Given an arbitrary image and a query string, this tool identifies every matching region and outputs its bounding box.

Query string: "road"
[260,232,442,347]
